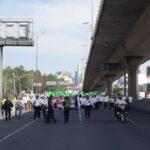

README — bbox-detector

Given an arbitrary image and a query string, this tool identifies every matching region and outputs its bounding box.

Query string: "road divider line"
[0,119,37,143]
[126,118,135,123]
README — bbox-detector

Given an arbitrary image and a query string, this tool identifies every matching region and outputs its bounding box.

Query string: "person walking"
[85,95,94,119]
[77,94,86,122]
[15,97,24,119]
[33,95,42,119]
[22,95,28,112]
[45,96,56,123]
[0,97,6,116]
[74,95,78,110]
[63,96,71,123]
[3,97,13,120]
[40,95,48,119]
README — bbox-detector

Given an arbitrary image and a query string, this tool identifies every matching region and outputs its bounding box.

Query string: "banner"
[48,90,101,97]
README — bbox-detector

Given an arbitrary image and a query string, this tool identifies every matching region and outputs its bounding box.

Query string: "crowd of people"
[0,94,133,123]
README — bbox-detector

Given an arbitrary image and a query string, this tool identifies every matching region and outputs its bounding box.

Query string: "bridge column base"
[105,75,115,97]
[124,56,143,100]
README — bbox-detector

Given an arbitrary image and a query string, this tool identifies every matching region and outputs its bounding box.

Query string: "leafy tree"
[3,66,66,96]
[113,84,123,95]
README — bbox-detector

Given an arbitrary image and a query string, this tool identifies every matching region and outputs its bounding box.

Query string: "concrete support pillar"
[124,57,143,100]
[105,75,115,97]
[0,47,3,99]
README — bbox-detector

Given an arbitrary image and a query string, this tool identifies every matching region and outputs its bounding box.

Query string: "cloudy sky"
[0,0,101,74]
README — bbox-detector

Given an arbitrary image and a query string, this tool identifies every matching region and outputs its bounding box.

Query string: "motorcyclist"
[114,96,127,116]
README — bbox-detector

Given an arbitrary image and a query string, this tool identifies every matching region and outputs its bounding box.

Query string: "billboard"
[0,19,34,46]
[33,83,42,87]
[58,81,69,85]
[46,81,69,86]
[46,81,57,86]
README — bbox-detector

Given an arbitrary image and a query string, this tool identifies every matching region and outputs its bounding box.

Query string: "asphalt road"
[0,109,150,150]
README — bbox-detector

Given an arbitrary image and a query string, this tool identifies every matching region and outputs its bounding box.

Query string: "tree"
[113,84,123,95]
[43,74,66,91]
[3,66,66,96]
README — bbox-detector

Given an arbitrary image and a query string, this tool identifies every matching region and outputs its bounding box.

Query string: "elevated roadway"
[83,0,150,99]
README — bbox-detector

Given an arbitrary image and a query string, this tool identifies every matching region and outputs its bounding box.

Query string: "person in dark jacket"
[74,95,78,110]
[3,97,13,120]
[63,96,71,123]
[45,96,56,123]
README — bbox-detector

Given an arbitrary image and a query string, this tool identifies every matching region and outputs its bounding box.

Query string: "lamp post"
[12,72,16,96]
[0,46,3,98]
[83,22,89,62]
[35,31,46,95]
[81,57,86,82]
[82,44,88,63]
[91,0,94,35]
[4,73,7,95]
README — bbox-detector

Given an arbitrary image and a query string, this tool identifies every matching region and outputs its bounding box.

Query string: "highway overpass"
[83,0,150,99]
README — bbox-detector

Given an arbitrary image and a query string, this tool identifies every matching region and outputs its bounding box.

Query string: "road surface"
[0,109,150,150]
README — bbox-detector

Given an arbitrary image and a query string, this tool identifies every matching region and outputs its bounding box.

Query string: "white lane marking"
[0,125,21,127]
[126,118,135,123]
[0,119,37,143]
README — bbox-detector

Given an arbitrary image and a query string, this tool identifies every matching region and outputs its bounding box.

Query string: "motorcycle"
[115,104,128,123]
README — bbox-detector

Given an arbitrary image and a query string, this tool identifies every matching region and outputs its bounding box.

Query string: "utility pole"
[83,22,89,62]
[12,72,16,96]
[35,31,46,95]
[91,0,94,35]
[0,46,3,98]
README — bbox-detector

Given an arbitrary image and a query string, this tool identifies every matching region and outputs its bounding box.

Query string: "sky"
[0,0,101,75]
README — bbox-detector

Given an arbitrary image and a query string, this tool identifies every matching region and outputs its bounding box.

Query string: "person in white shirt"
[40,95,48,119]
[22,95,28,112]
[91,96,97,109]
[15,97,24,119]
[33,95,42,119]
[114,96,127,116]
[109,96,115,109]
[104,95,109,109]
[99,96,103,109]
[129,96,133,103]
[85,95,94,119]
[77,94,86,122]
[124,96,133,112]
[95,95,101,109]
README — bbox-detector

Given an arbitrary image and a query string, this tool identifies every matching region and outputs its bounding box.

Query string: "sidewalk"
[0,107,15,120]
[0,107,31,120]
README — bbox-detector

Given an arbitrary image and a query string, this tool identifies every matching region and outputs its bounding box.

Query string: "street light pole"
[19,77,21,94]
[4,74,7,95]
[91,0,94,35]
[35,31,46,95]
[82,44,87,62]
[35,35,38,95]
[12,72,16,96]
[81,57,86,81]
[83,22,89,60]
[0,46,3,98]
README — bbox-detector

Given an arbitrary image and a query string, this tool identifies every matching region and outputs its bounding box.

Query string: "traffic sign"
[33,83,42,86]
[46,81,57,86]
